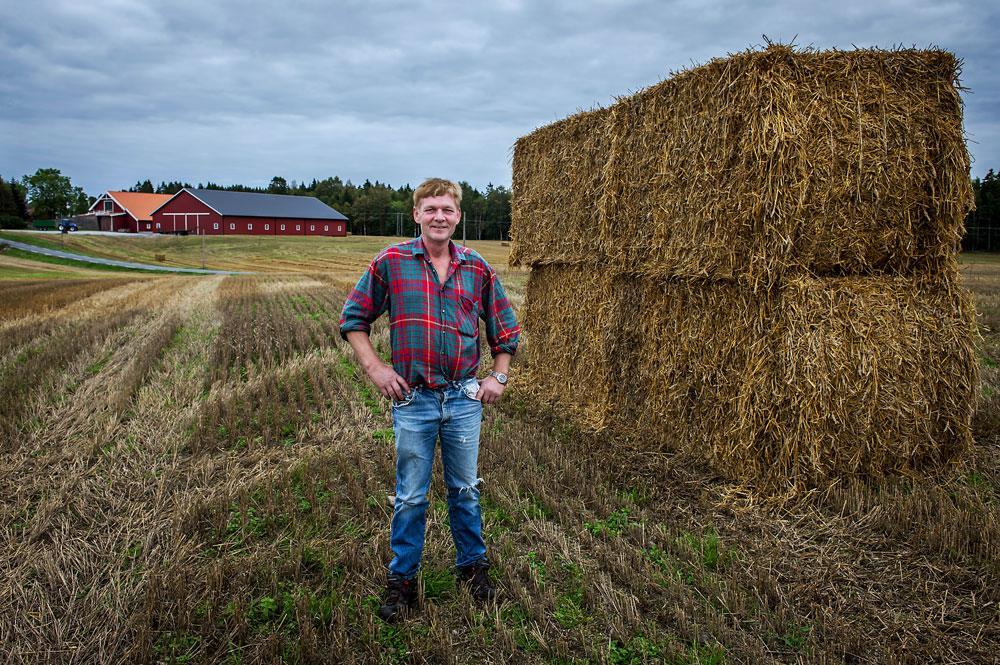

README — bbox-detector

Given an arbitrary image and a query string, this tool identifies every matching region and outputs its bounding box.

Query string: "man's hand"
[345,331,410,401]
[367,362,410,401]
[476,375,505,406]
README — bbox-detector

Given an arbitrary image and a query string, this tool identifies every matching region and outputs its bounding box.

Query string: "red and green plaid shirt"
[340,237,520,389]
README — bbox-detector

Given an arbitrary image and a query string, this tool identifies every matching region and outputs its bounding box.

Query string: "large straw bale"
[614,273,977,484]
[602,47,971,282]
[606,278,779,474]
[600,46,970,282]
[511,45,972,282]
[510,108,611,267]
[768,273,977,480]
[512,43,977,487]
[519,264,616,429]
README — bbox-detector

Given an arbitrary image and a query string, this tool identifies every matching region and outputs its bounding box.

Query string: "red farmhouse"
[149,189,349,236]
[88,192,173,232]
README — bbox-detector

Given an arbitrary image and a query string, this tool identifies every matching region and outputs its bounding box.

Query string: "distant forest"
[4,169,1000,250]
[126,169,1000,248]
[963,170,1000,251]
[127,176,513,241]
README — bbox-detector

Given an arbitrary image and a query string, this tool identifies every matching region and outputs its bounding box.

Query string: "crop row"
[0,278,131,319]
[191,353,354,453]
[0,308,146,446]
[207,277,345,386]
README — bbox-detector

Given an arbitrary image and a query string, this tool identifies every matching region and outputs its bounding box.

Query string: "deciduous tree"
[22,168,78,220]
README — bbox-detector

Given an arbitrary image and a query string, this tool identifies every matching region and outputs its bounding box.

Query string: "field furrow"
[0,244,997,664]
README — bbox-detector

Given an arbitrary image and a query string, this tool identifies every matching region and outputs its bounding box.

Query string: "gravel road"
[0,237,250,275]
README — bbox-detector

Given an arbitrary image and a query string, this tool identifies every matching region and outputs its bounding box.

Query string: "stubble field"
[0,234,998,664]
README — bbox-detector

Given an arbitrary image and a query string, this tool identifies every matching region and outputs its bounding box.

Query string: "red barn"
[88,192,173,232]
[149,189,349,236]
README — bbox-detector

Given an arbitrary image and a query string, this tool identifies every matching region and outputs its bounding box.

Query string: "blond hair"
[413,178,462,209]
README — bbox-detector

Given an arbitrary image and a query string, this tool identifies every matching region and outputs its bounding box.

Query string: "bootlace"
[467,565,492,593]
[385,578,411,603]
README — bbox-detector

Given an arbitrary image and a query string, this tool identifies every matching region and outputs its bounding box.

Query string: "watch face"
[493,372,508,384]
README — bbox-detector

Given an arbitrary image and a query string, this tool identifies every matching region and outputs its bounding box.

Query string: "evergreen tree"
[156,181,191,194]
[12,180,29,219]
[0,177,16,216]
[268,176,289,195]
[964,170,1000,251]
[980,170,999,223]
[0,176,29,228]
[485,184,512,240]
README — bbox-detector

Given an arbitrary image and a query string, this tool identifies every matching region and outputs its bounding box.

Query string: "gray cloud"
[1,0,997,194]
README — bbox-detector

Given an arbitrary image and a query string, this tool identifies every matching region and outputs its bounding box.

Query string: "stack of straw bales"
[512,45,977,486]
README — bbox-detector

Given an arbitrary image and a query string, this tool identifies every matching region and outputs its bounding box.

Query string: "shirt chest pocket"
[457,295,479,337]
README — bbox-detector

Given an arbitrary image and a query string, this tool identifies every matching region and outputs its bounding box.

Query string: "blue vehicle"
[57,219,78,232]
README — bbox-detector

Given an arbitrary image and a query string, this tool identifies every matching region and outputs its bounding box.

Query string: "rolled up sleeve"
[481,267,520,357]
[340,259,388,340]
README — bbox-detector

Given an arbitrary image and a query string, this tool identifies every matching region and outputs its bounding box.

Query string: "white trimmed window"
[280,224,286,231]
[103,199,113,212]
[229,223,235,230]
[310,225,315,231]
[155,222,160,229]
[337,224,342,232]
[324,225,329,231]
[264,224,270,231]
[213,223,219,230]
[296,224,301,231]
[248,223,253,230]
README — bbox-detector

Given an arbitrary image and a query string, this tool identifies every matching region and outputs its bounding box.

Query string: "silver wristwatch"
[489,370,508,385]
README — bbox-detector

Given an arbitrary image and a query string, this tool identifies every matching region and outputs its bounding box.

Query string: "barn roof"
[89,192,173,221]
[177,189,349,221]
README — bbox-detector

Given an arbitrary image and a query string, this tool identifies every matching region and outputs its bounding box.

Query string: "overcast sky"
[1,0,997,196]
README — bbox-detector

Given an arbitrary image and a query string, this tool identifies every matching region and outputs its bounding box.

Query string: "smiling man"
[339,177,520,622]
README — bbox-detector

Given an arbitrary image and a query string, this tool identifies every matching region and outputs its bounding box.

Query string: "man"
[339,177,520,622]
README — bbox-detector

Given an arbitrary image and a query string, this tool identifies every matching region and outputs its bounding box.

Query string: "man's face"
[413,194,461,245]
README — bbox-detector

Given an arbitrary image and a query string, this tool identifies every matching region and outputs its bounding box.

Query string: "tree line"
[5,167,1000,249]
[962,169,1000,251]
[128,175,513,240]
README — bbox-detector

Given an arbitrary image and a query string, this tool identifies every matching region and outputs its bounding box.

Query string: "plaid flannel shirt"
[339,237,520,389]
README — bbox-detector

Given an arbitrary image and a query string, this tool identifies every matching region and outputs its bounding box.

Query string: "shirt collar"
[412,236,465,264]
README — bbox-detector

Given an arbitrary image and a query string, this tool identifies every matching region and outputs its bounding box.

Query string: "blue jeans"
[388,378,486,579]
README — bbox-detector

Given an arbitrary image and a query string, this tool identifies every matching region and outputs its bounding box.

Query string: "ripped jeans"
[388,377,486,579]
